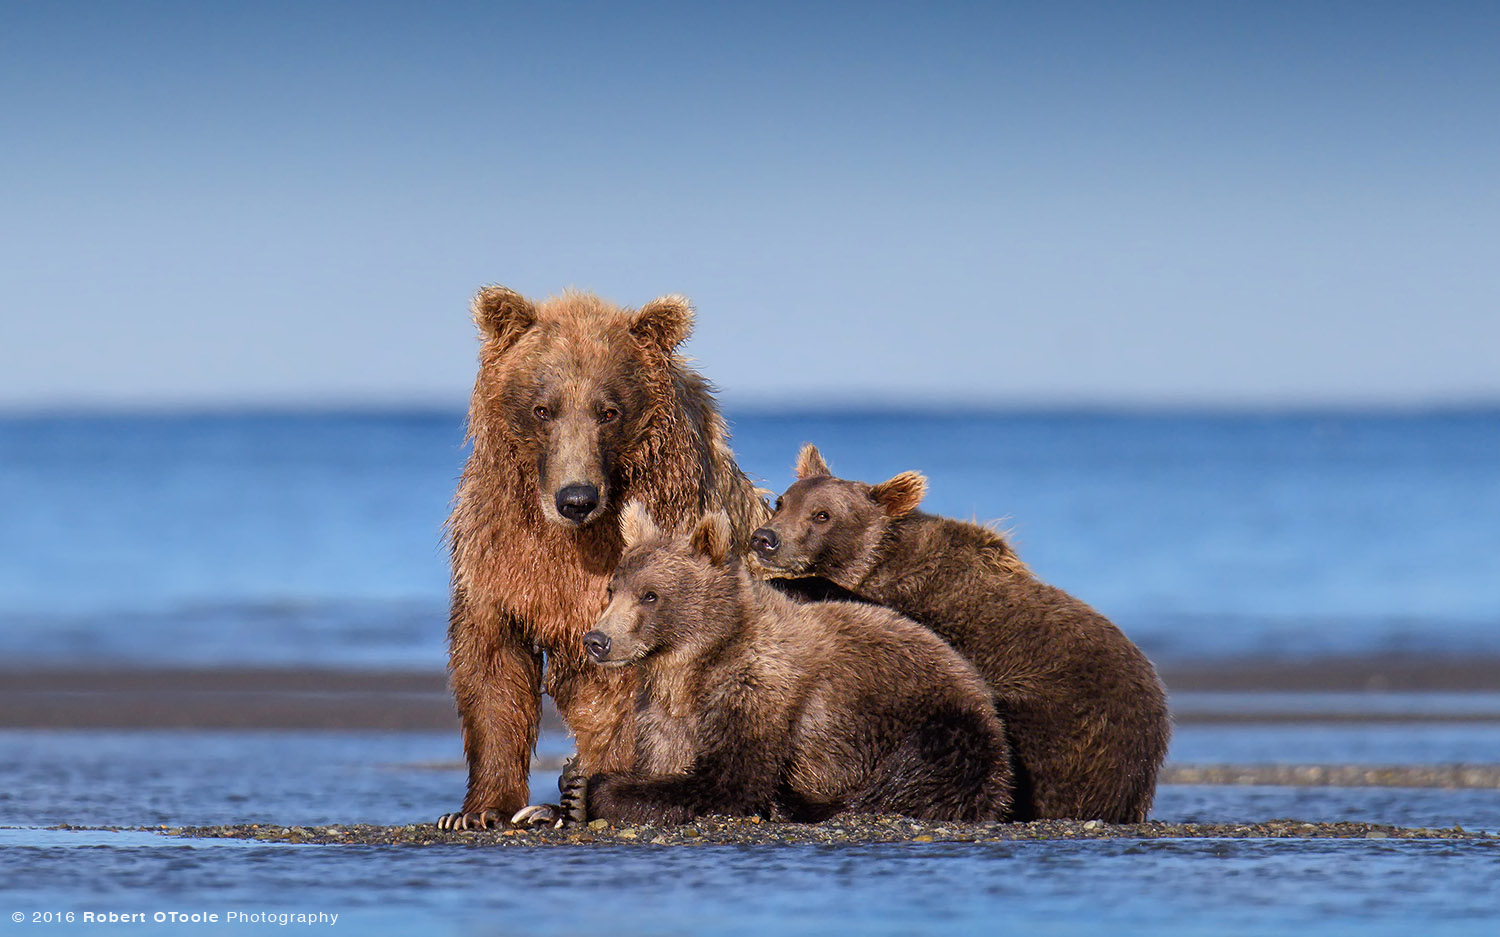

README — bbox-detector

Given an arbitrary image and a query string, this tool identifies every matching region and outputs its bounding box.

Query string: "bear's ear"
[688,511,733,565]
[472,286,537,351]
[630,294,694,352]
[869,471,926,517]
[620,500,661,550]
[795,444,832,480]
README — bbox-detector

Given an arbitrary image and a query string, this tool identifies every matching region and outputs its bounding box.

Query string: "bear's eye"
[533,405,550,422]
[599,406,620,424]
[640,590,658,604]
[812,510,830,523]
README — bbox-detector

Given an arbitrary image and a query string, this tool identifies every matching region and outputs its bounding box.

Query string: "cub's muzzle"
[583,630,611,663]
[749,527,780,557]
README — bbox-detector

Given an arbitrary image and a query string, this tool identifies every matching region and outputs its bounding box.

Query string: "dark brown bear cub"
[748,445,1171,824]
[576,501,1015,825]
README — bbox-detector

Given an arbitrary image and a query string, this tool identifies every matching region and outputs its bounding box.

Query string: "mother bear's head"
[466,286,706,529]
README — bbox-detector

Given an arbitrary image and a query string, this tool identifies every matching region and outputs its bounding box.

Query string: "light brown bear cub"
[576,501,1016,825]
[748,445,1171,824]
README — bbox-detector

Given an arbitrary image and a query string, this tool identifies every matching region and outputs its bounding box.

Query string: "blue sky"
[3,1,1497,410]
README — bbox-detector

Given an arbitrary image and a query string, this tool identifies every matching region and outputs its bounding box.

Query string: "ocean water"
[2,408,1498,666]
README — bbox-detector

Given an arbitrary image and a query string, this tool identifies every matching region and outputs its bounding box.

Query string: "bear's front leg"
[438,594,543,831]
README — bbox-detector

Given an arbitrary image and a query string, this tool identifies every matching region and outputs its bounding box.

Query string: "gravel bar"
[160,816,1500,847]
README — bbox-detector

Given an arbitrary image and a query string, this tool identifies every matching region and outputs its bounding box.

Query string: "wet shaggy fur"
[440,287,768,830]
[579,503,1015,825]
[747,445,1171,823]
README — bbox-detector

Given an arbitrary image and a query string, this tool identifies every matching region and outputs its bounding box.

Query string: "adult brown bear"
[437,286,767,830]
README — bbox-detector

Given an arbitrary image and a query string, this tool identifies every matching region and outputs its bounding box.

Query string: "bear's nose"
[583,630,611,662]
[556,484,600,522]
[750,528,780,556]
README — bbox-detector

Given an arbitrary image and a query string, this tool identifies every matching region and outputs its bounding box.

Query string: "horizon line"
[3,397,1499,421]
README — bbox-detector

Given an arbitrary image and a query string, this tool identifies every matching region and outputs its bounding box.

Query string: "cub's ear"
[620,500,661,550]
[472,286,536,351]
[795,443,832,480]
[630,294,694,352]
[869,471,927,517]
[688,511,733,565]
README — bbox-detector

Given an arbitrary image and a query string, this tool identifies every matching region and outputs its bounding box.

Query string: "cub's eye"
[605,586,613,599]
[599,406,620,424]
[812,511,830,523]
[640,590,658,604]
[533,405,550,422]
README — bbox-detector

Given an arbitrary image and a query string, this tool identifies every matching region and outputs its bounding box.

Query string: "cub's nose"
[749,528,780,556]
[583,630,611,662]
[556,484,600,522]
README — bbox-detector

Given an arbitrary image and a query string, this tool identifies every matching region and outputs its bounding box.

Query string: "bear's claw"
[436,808,504,831]
[510,804,560,828]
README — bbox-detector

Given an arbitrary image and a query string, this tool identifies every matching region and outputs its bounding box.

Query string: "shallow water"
[4,833,1499,936]
[1172,691,1500,719]
[3,728,1497,831]
[1169,721,1500,766]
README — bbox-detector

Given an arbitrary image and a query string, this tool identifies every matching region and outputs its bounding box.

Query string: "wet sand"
[6,655,1500,730]
[0,667,458,731]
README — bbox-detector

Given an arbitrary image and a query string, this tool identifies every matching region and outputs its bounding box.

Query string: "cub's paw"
[557,761,590,828]
[510,803,561,828]
[436,809,505,831]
